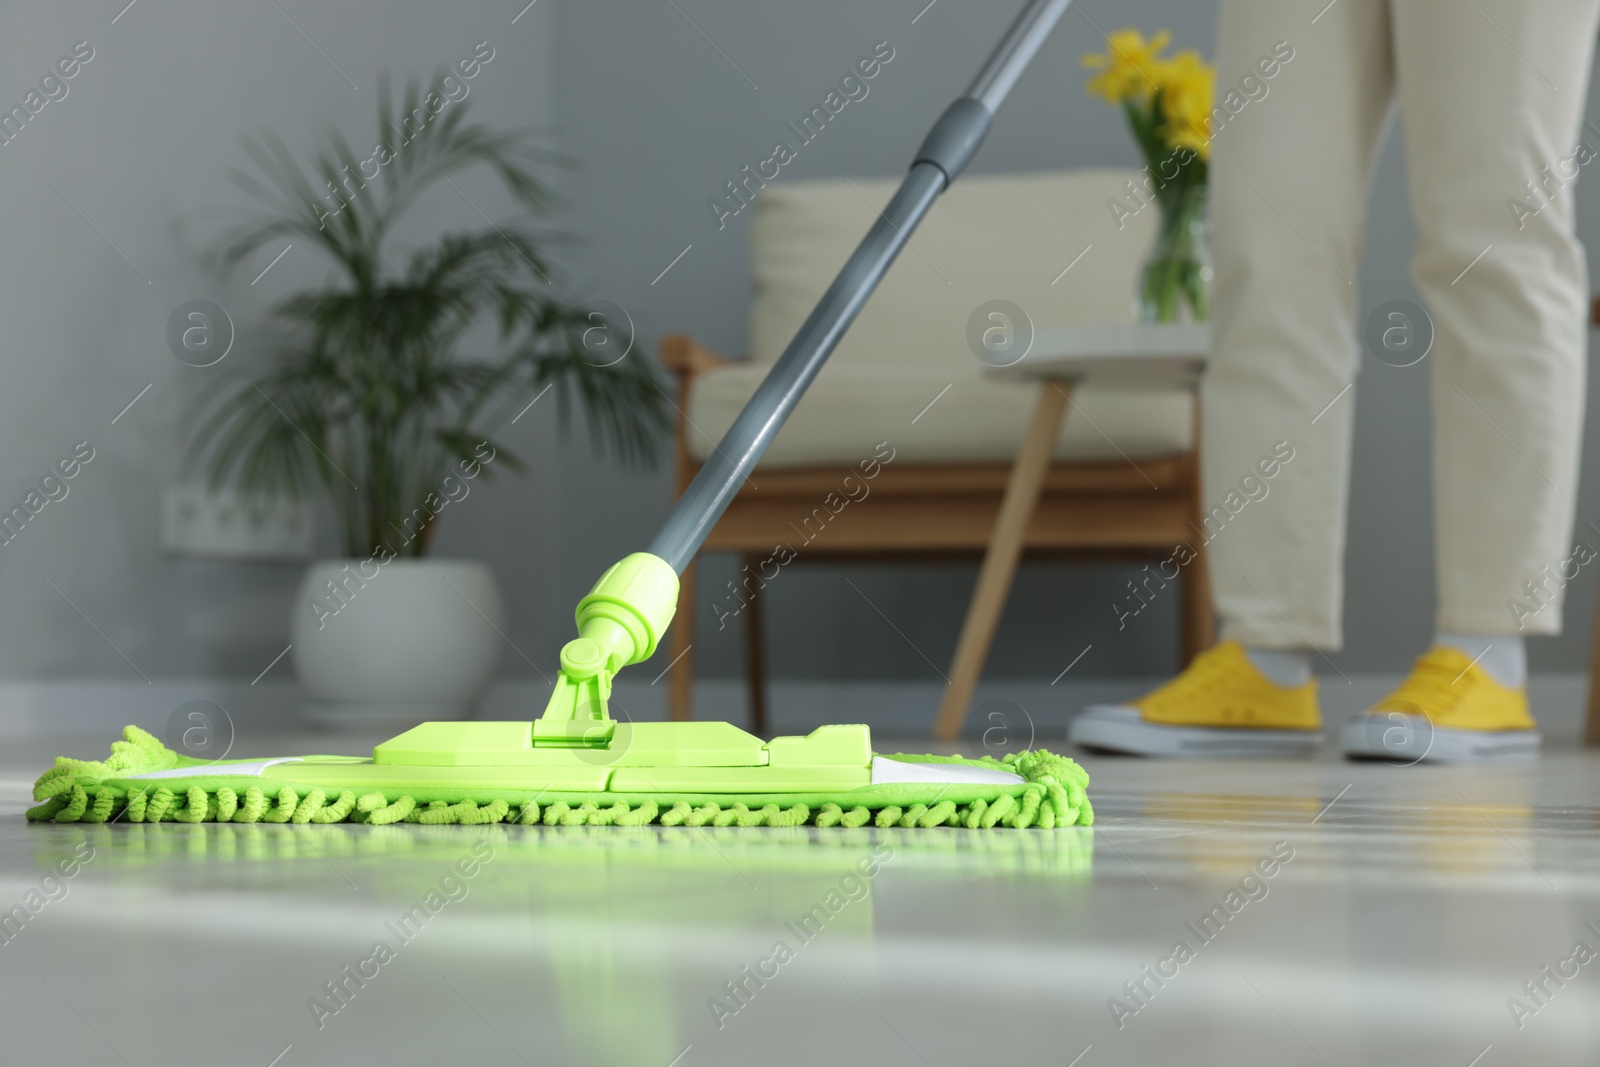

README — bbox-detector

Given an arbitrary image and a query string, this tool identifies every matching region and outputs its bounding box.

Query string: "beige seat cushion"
[686,168,1194,467]
[687,363,1193,466]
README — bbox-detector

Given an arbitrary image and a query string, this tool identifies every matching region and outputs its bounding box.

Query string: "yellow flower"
[1081,28,1171,104]
[1168,126,1211,160]
[1156,49,1214,160]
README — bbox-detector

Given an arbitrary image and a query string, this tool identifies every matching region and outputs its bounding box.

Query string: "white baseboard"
[1,674,1591,744]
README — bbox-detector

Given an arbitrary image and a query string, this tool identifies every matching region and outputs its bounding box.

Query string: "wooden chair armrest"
[660,333,736,379]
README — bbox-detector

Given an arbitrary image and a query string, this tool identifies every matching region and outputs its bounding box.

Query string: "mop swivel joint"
[533,553,679,746]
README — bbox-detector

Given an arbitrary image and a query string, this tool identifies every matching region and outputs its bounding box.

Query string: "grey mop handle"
[648,0,1073,573]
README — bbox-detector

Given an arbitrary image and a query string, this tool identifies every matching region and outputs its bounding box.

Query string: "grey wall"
[0,1,565,684]
[1,0,1597,694]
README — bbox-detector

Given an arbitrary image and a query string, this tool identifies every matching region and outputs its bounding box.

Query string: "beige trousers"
[1204,0,1600,649]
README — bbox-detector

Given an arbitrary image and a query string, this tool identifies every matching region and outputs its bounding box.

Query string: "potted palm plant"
[192,77,667,726]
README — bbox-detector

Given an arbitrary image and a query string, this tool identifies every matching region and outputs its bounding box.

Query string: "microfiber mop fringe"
[28,727,1092,830]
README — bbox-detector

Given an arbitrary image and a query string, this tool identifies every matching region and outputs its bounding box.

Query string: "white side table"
[933,324,1211,739]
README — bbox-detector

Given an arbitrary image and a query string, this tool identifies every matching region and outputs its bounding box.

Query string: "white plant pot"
[290,558,505,728]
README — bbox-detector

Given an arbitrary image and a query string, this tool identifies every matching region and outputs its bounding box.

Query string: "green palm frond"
[190,74,667,557]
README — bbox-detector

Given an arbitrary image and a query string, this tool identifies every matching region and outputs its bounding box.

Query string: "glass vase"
[1137,185,1211,324]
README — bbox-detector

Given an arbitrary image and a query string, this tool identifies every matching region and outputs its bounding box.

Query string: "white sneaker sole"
[1339,713,1539,765]
[1069,705,1320,759]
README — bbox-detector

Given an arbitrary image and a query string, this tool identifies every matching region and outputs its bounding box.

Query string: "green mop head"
[26,554,1091,831]
[27,724,1091,830]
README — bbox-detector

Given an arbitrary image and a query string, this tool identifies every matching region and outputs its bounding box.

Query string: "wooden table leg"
[933,380,1072,740]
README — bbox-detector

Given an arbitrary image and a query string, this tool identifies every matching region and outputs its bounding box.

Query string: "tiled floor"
[3,729,1599,1066]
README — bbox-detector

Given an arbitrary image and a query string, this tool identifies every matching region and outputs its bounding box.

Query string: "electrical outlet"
[160,486,313,561]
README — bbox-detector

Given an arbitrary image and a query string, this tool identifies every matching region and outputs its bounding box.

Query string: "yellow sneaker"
[1069,640,1321,758]
[1340,646,1540,764]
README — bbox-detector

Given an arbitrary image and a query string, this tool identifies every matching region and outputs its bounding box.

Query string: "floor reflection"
[20,820,1092,1066]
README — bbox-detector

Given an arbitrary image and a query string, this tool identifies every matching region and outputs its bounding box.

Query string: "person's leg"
[1202,0,1395,655]
[1338,0,1598,765]
[1393,0,1598,642]
[1073,0,1394,758]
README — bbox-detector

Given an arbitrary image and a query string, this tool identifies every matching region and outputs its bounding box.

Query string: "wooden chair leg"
[1178,392,1211,665]
[1587,577,1600,745]
[743,553,769,737]
[933,380,1072,740]
[1179,542,1214,666]
[667,558,698,721]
